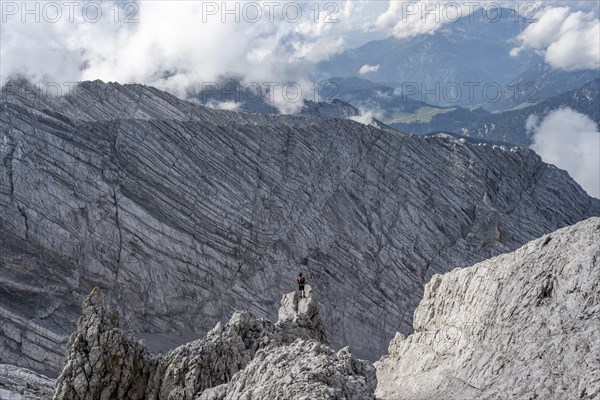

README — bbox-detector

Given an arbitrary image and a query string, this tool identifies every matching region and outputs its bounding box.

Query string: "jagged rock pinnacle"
[53,290,156,399]
[53,286,375,399]
[277,284,328,345]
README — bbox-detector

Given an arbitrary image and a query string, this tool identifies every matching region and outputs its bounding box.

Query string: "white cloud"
[1,0,597,112]
[528,108,600,198]
[515,7,570,49]
[204,100,241,111]
[348,108,382,126]
[374,1,446,39]
[374,89,392,99]
[373,1,521,39]
[358,64,380,74]
[525,114,540,132]
[373,0,600,52]
[348,112,375,126]
[511,7,600,70]
[0,0,355,107]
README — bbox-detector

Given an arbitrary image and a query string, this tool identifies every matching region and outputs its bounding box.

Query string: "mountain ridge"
[465,78,600,145]
[1,80,599,376]
[318,7,539,106]
[51,285,377,399]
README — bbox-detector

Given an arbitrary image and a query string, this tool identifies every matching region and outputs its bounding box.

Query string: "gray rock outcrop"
[375,217,600,400]
[53,287,375,399]
[203,340,376,400]
[1,79,599,374]
[277,285,328,345]
[52,289,157,400]
[0,364,55,399]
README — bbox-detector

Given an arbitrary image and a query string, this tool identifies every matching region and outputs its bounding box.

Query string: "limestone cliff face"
[53,286,375,400]
[1,80,599,374]
[376,217,600,400]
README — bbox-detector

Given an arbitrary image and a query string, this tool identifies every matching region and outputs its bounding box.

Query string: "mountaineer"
[296,272,306,298]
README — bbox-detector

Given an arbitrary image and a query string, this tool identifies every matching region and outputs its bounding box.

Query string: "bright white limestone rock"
[276,285,328,345]
[375,217,600,400]
[208,340,377,400]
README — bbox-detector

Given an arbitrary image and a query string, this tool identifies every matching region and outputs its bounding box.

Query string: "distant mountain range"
[491,63,600,112]
[317,6,598,118]
[390,79,599,145]
[388,106,491,136]
[464,79,600,145]
[321,77,439,120]
[321,76,599,146]
[189,77,360,119]
[319,8,539,107]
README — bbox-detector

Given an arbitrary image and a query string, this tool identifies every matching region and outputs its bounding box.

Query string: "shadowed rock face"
[376,217,600,400]
[1,80,599,374]
[53,287,375,400]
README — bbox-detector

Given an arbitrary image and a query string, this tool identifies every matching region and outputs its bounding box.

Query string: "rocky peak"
[53,289,157,399]
[204,340,376,400]
[53,286,375,399]
[277,284,328,345]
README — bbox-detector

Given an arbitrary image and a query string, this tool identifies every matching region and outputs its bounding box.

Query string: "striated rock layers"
[376,217,600,400]
[53,286,376,400]
[0,363,55,399]
[1,80,600,374]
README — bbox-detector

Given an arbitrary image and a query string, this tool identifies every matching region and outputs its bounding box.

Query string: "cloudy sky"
[1,0,598,197]
[529,108,600,198]
[1,0,598,94]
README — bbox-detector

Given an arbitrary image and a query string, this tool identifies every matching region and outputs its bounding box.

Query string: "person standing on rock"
[296,272,306,298]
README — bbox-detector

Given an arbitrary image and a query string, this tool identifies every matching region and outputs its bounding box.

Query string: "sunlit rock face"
[376,218,600,400]
[1,80,599,374]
